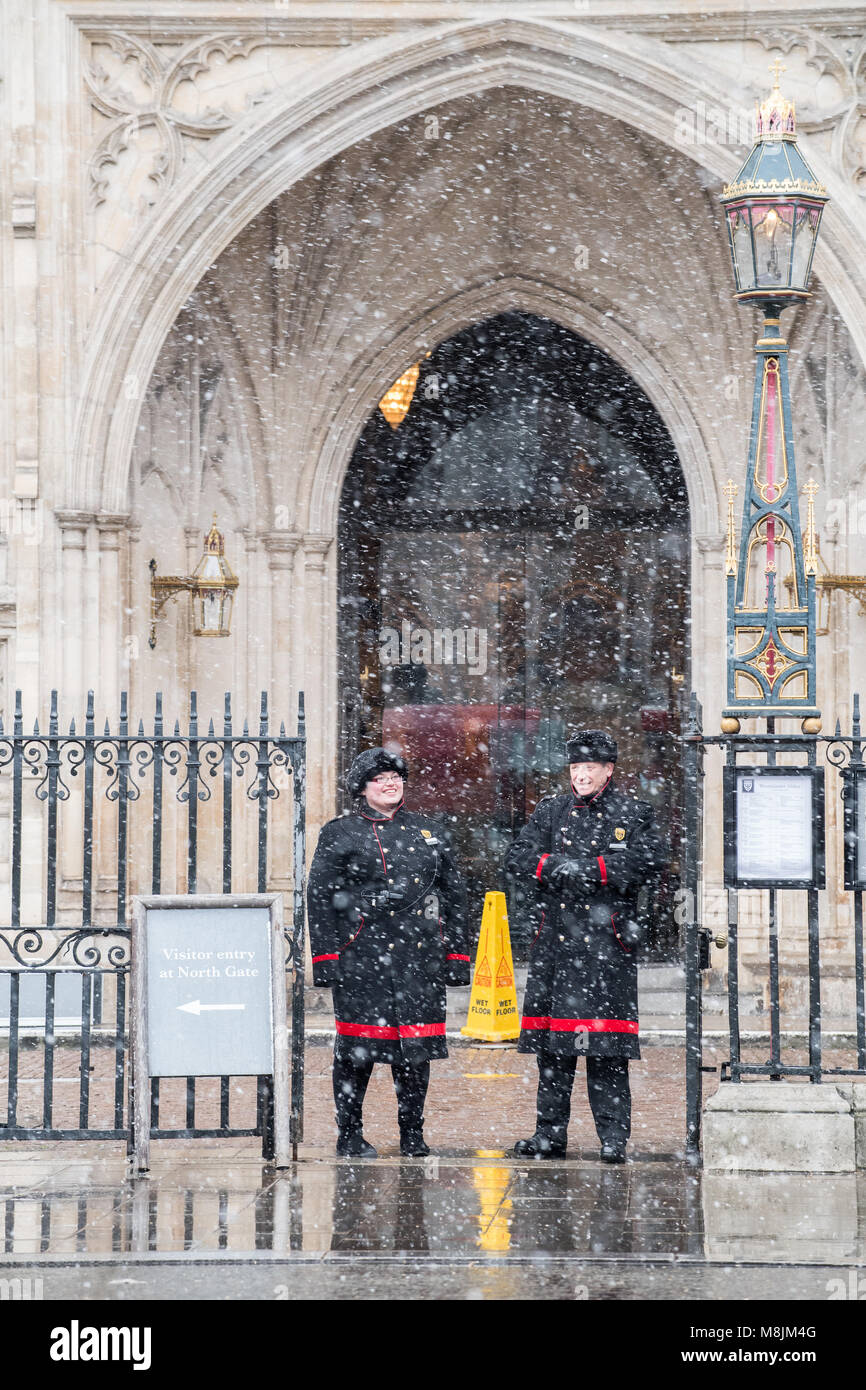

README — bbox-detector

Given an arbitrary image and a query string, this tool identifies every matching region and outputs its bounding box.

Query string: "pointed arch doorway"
[339,312,689,959]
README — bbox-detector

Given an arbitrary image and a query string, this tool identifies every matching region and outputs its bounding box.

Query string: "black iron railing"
[0,690,306,1148]
[684,692,866,1155]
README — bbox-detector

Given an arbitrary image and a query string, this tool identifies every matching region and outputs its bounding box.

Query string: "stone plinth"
[703,1082,855,1172]
[702,1172,859,1263]
[833,1084,866,1169]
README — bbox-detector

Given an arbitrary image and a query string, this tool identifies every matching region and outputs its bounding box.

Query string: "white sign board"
[145,906,274,1077]
[735,771,814,883]
[131,894,289,1172]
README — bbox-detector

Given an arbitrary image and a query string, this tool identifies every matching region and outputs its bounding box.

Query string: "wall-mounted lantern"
[149,517,239,649]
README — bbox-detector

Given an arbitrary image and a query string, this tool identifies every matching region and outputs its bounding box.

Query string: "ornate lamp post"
[719,63,829,733]
[149,516,239,649]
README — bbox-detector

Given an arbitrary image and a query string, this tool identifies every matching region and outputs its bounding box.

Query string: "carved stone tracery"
[85,31,281,210]
[755,29,866,194]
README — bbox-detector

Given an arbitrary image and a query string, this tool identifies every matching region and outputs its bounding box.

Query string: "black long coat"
[506,780,667,1059]
[307,805,470,1065]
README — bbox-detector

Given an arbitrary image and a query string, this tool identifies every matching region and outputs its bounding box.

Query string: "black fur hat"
[347,747,408,798]
[566,729,618,764]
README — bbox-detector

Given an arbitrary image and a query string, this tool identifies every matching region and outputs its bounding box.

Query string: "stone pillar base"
[834,1083,866,1166]
[703,1082,856,1171]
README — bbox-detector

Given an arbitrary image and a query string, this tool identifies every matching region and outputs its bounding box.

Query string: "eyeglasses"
[371,774,403,786]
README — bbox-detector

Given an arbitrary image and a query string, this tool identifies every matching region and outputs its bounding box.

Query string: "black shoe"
[599,1141,627,1164]
[399,1129,430,1158]
[336,1130,378,1158]
[513,1132,566,1160]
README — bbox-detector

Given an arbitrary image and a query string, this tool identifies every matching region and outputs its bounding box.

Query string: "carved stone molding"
[302,535,333,571]
[85,31,280,212]
[262,531,303,567]
[695,533,727,567]
[755,29,866,194]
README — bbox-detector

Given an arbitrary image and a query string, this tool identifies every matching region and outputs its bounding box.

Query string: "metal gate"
[683,692,866,1157]
[0,690,306,1151]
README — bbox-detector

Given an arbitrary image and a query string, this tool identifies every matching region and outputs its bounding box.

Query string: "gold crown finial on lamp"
[756,60,796,139]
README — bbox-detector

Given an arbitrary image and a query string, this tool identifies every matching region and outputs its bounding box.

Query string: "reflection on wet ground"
[2,1147,865,1270]
[3,1042,866,1298]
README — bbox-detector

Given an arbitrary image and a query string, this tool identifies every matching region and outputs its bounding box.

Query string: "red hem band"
[520,1016,638,1034]
[535,853,550,880]
[312,953,340,964]
[336,1020,447,1039]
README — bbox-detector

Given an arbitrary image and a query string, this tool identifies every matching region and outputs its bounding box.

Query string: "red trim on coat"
[597,855,608,885]
[341,913,365,950]
[530,909,546,952]
[336,1021,399,1039]
[371,823,388,877]
[312,953,340,964]
[569,772,613,805]
[446,953,470,962]
[611,913,633,955]
[335,1020,446,1039]
[520,1016,638,1034]
[535,853,551,880]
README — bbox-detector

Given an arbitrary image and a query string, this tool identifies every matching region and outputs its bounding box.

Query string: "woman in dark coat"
[307,749,470,1158]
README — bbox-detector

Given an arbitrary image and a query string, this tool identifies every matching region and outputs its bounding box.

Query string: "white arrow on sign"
[176,999,246,1016]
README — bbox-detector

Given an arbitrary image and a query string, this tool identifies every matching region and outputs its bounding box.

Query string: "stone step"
[637,989,686,1014]
[637,964,685,991]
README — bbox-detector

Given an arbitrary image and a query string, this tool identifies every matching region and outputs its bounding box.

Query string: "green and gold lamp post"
[719,63,829,734]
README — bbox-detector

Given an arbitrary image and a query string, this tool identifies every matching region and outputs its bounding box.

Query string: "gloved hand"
[445,958,471,987]
[543,854,598,892]
[312,956,341,988]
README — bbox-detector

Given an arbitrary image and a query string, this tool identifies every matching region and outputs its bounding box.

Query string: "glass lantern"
[720,75,828,302]
[190,519,238,638]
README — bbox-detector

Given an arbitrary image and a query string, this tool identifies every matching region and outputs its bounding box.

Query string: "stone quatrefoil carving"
[85,31,278,210]
[756,29,866,195]
[84,24,866,217]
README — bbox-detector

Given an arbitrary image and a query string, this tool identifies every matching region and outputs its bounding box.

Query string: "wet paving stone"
[2,1043,866,1298]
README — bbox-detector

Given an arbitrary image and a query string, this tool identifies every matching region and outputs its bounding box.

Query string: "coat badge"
[614,827,626,841]
[420,829,433,839]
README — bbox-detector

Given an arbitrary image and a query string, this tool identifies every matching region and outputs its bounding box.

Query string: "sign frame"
[724,764,825,890]
[130,893,290,1174]
[843,767,866,891]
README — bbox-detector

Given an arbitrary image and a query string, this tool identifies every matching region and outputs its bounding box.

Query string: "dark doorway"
[338,313,689,958]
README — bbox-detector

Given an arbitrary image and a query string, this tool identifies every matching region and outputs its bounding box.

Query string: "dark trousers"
[536,1050,631,1146]
[333,1054,430,1134]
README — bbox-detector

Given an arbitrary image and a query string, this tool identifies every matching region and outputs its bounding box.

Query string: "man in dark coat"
[506,729,668,1162]
[308,748,470,1158]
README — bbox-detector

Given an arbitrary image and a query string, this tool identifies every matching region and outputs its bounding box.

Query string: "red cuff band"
[312,953,339,964]
[597,856,607,885]
[446,953,470,962]
[535,853,551,881]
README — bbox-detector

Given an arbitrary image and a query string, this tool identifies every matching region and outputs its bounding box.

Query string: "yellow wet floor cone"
[461,891,520,1042]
